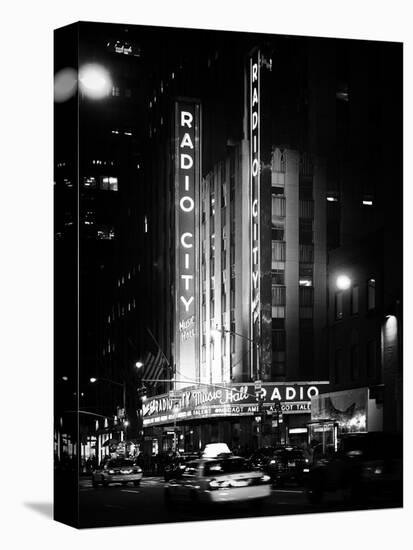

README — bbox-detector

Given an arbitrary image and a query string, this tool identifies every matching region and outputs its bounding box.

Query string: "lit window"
[144,216,148,233]
[100,176,118,191]
[362,194,374,207]
[327,196,338,202]
[97,226,115,240]
[83,176,97,188]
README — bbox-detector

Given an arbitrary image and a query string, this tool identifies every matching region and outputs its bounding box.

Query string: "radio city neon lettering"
[175,101,200,387]
[179,110,195,314]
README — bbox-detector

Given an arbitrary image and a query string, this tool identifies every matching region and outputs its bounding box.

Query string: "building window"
[335,291,343,320]
[272,223,284,241]
[299,264,313,287]
[367,278,376,310]
[272,330,286,351]
[299,199,314,219]
[83,176,97,188]
[272,306,285,319]
[272,270,285,286]
[97,226,115,240]
[350,345,359,381]
[367,339,377,378]
[351,285,359,315]
[272,286,286,306]
[100,176,118,191]
[272,186,284,196]
[272,196,286,218]
[271,241,286,262]
[299,219,313,244]
[299,177,313,200]
[299,286,313,306]
[334,349,342,383]
[299,244,314,263]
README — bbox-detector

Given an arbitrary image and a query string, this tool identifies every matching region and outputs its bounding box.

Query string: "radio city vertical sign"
[174,100,201,389]
[250,51,261,378]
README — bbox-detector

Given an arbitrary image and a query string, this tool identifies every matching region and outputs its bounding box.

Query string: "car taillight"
[209,479,230,490]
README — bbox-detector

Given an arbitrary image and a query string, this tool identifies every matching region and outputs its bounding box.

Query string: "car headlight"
[133,468,142,473]
[260,475,271,483]
[108,469,115,474]
[209,479,230,489]
[269,459,276,465]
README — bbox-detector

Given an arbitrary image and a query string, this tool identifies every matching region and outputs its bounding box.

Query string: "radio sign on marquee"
[174,100,200,388]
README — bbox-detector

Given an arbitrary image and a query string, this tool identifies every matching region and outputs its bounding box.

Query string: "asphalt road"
[78,476,401,529]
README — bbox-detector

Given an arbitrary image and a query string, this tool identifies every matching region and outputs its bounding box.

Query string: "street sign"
[254,380,262,391]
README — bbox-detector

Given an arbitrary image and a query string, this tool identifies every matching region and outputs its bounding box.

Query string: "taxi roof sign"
[202,443,231,458]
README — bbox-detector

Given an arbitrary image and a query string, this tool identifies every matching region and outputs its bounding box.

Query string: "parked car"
[266,447,309,487]
[92,457,143,488]
[247,447,277,471]
[165,455,271,508]
[305,432,403,505]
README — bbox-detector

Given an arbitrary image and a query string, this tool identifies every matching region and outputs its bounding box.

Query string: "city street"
[78,476,399,529]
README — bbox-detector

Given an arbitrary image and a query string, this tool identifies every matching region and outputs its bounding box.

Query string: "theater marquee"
[174,100,201,389]
[142,381,329,426]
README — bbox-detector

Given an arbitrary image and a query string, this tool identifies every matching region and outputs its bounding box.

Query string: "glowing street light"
[135,361,144,369]
[79,63,112,99]
[336,274,352,291]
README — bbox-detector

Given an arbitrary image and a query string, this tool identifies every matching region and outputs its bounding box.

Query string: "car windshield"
[274,450,305,460]
[204,458,251,475]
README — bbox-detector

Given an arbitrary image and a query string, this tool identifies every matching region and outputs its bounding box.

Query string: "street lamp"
[78,63,112,99]
[335,274,351,291]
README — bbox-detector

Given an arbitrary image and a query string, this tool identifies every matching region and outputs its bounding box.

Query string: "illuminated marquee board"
[142,382,329,426]
[250,50,261,377]
[174,100,200,389]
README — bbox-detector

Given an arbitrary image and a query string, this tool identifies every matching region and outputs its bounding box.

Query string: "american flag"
[142,348,167,384]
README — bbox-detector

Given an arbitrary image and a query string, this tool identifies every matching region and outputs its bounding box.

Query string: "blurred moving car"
[164,452,200,482]
[305,432,403,505]
[92,457,143,488]
[266,447,308,487]
[165,455,271,508]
